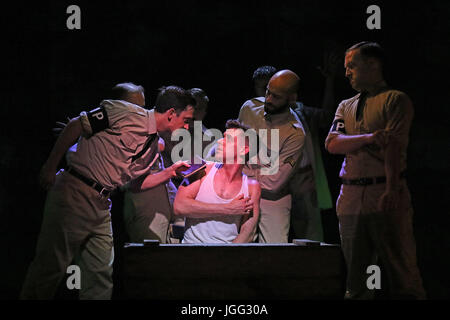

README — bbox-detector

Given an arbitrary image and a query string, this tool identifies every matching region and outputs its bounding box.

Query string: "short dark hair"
[155,85,196,114]
[225,119,250,131]
[252,66,278,81]
[188,88,209,105]
[224,119,257,163]
[111,82,144,100]
[346,41,386,67]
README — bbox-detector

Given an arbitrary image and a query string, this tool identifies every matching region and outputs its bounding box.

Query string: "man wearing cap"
[325,42,426,299]
[21,85,194,299]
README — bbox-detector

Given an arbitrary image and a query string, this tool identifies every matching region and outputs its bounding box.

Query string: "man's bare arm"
[173,165,253,218]
[40,117,83,189]
[379,134,401,211]
[326,130,386,155]
[233,179,261,243]
[385,134,401,191]
[138,161,190,190]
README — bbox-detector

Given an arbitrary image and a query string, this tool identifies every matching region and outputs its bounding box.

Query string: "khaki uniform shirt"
[238,99,305,200]
[68,100,159,190]
[325,87,414,213]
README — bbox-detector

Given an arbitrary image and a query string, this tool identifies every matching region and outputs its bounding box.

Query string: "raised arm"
[40,117,83,190]
[318,50,340,127]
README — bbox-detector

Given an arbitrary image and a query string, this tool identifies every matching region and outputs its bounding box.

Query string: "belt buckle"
[358,178,366,186]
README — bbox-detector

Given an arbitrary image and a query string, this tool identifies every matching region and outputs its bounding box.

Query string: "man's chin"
[265,104,290,115]
[350,81,362,92]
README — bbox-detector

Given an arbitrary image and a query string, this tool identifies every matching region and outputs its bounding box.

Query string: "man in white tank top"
[174,120,261,243]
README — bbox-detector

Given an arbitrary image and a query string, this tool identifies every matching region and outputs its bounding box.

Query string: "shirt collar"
[147,108,157,135]
[263,105,298,126]
[363,81,390,97]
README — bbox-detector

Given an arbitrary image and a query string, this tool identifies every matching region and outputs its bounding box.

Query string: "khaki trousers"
[258,195,291,243]
[20,170,114,300]
[123,183,172,244]
[337,182,426,299]
[291,190,324,242]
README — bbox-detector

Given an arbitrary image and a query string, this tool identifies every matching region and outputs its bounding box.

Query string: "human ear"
[167,108,175,121]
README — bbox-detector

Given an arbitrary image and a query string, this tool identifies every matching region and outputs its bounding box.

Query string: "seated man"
[173,120,261,243]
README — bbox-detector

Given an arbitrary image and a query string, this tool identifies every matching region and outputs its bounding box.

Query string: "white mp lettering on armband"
[92,111,104,120]
[331,119,346,134]
[87,106,109,134]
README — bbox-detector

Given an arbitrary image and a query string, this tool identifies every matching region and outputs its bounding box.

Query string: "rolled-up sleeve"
[325,102,346,150]
[79,111,93,137]
[238,102,251,123]
[79,101,116,137]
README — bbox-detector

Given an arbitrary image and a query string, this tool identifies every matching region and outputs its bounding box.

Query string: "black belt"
[66,166,112,197]
[261,186,290,201]
[341,171,406,186]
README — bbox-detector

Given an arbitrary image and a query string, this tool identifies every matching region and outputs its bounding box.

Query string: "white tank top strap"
[210,162,220,175]
[199,162,249,201]
[241,173,249,198]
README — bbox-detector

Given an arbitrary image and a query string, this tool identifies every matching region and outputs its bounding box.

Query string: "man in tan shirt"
[326,42,426,299]
[123,87,211,244]
[21,85,194,300]
[239,70,305,243]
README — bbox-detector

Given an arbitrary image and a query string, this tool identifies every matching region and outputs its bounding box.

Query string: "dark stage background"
[1,0,450,299]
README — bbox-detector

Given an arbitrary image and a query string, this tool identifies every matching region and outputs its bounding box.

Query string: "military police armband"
[331,119,346,134]
[87,106,110,134]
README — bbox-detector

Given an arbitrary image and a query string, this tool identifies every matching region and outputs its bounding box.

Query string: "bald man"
[239,70,305,243]
[110,82,146,106]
